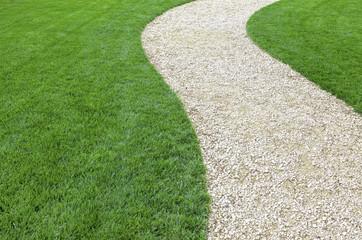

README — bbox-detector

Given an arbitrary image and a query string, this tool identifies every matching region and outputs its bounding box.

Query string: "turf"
[0,0,210,239]
[247,0,361,113]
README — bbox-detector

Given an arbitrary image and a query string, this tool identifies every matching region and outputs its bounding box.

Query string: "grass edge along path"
[247,0,361,113]
[0,0,209,239]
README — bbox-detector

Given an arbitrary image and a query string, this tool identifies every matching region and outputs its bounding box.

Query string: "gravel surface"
[142,0,362,239]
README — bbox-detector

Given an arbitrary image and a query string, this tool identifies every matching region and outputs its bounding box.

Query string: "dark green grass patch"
[247,0,361,113]
[0,0,209,239]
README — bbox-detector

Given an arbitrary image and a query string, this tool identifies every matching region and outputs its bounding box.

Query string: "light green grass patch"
[0,0,209,239]
[247,0,361,113]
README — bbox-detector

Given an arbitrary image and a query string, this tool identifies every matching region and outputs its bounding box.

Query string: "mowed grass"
[247,0,361,113]
[0,0,210,239]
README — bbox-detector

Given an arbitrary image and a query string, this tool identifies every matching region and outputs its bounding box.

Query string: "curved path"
[142,0,362,238]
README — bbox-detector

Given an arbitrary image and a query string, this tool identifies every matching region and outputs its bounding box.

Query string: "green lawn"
[247,0,361,113]
[0,0,209,239]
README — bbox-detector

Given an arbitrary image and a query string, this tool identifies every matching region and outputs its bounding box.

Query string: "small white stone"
[142,0,362,238]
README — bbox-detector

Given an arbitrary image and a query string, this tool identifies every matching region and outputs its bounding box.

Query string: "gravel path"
[142,0,362,238]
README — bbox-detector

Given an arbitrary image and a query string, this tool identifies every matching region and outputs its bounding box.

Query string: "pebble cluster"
[142,0,362,238]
